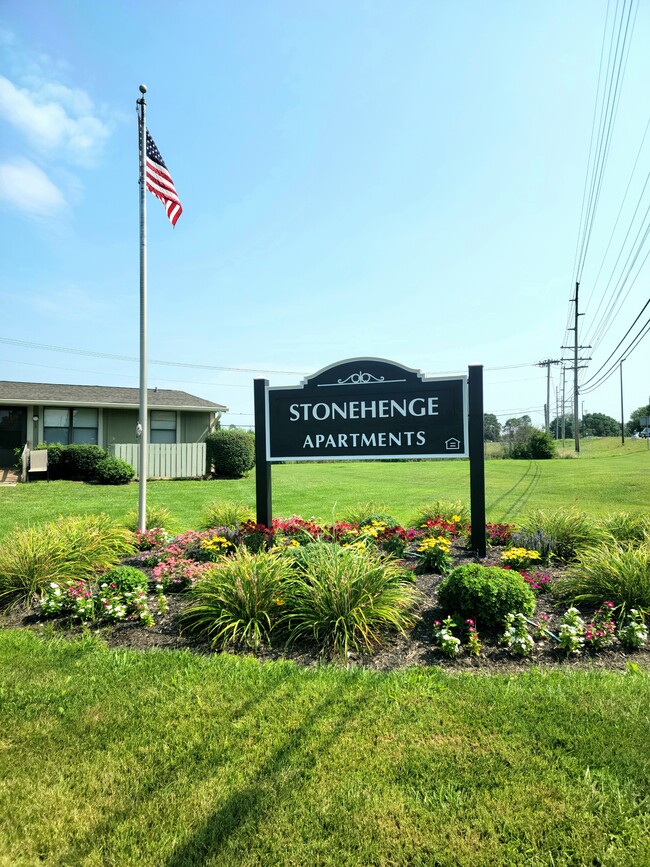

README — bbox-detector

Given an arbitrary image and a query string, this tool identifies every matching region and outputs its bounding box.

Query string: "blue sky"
[1,1,648,433]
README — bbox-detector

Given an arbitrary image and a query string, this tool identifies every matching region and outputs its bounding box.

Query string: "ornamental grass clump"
[554,541,650,610]
[180,548,293,650]
[123,506,175,533]
[518,509,604,563]
[283,542,419,659]
[437,563,535,632]
[411,500,470,528]
[0,514,135,607]
[600,511,650,545]
[200,500,255,531]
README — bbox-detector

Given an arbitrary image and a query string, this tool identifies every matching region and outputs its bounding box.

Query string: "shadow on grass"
[488,461,542,521]
[165,682,365,866]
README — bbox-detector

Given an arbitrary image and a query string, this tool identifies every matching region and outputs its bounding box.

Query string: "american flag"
[145,129,183,226]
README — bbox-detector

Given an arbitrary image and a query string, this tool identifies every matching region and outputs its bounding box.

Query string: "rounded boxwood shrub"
[437,563,535,632]
[61,444,108,481]
[94,456,135,485]
[206,430,255,478]
[101,565,148,592]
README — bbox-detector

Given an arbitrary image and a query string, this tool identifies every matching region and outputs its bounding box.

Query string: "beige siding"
[110,443,206,479]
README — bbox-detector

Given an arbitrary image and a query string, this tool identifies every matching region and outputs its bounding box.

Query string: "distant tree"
[503,416,533,457]
[582,412,619,437]
[626,404,650,435]
[550,414,574,439]
[483,413,501,442]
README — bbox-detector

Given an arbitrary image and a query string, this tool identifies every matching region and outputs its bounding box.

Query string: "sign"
[266,357,468,462]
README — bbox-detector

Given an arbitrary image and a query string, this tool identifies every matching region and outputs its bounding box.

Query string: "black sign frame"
[254,358,486,556]
[265,358,468,462]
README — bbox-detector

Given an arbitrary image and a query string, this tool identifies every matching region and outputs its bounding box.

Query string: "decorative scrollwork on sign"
[338,371,385,385]
[317,370,408,387]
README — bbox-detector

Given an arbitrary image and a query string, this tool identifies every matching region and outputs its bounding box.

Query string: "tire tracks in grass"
[487,461,542,523]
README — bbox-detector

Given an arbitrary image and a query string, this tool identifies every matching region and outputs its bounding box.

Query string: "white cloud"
[0,158,67,216]
[0,74,110,165]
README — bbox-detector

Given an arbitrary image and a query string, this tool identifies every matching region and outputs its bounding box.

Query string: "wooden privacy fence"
[109,443,207,479]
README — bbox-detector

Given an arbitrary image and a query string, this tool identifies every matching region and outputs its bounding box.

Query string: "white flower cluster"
[434,618,461,658]
[501,612,534,657]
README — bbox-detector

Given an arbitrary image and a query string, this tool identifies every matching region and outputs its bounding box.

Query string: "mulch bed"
[2,544,649,674]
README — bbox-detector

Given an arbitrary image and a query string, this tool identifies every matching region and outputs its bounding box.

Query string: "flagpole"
[137,84,148,533]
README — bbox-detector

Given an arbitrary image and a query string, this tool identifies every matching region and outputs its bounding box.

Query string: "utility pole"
[620,359,625,445]
[537,359,562,432]
[561,366,566,446]
[561,282,591,453]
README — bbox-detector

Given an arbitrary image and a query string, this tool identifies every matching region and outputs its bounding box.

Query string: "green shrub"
[284,542,419,658]
[206,430,255,478]
[519,509,604,563]
[554,542,650,611]
[437,563,535,632]
[410,500,470,528]
[0,514,135,606]
[94,456,135,485]
[200,500,255,530]
[101,565,148,593]
[600,512,650,545]
[61,444,108,480]
[342,502,396,527]
[35,443,64,479]
[122,506,175,532]
[180,548,292,649]
[528,430,556,459]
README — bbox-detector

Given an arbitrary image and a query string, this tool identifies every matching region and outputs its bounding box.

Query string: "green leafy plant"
[200,500,255,530]
[0,514,135,607]
[554,541,650,610]
[180,548,292,649]
[93,456,135,485]
[283,542,419,659]
[558,607,585,655]
[465,618,482,657]
[584,602,616,651]
[206,430,255,478]
[437,563,536,632]
[518,509,604,563]
[617,609,648,651]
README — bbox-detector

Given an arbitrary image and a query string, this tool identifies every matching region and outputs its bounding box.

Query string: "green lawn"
[1,438,648,540]
[0,629,648,866]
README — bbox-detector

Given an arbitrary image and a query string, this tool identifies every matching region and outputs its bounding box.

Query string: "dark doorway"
[0,407,27,467]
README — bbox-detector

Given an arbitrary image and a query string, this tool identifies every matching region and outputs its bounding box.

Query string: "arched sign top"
[264,356,468,463]
[294,357,439,390]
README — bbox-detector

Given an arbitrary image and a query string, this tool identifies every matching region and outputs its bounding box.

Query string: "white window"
[150,410,176,444]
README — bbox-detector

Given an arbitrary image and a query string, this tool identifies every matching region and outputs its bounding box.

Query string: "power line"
[0,336,307,376]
